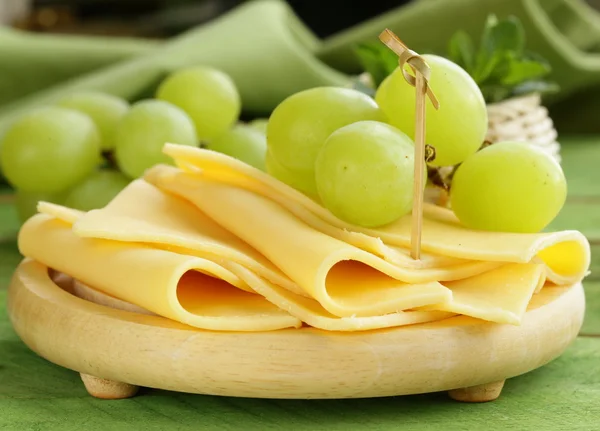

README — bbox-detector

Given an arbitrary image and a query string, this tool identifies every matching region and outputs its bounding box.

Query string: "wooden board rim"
[7,258,585,399]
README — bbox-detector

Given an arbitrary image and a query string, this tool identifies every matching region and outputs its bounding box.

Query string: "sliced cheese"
[226,262,456,331]
[18,213,301,331]
[146,166,501,281]
[72,279,156,315]
[71,179,304,296]
[423,264,546,325]
[144,168,488,318]
[146,167,561,324]
[161,144,590,284]
[38,201,83,223]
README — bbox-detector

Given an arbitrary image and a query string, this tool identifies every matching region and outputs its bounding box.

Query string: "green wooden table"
[1,136,599,430]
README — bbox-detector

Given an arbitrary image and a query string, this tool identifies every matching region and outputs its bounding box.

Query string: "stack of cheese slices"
[18,143,591,332]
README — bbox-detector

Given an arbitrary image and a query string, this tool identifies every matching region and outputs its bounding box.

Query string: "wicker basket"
[486,92,560,163]
[424,92,560,205]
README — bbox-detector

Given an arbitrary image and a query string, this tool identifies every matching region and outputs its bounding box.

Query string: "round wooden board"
[7,258,585,401]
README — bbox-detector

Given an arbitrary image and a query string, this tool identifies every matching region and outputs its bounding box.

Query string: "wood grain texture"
[548,202,600,240]
[581,281,600,336]
[1,311,599,431]
[447,380,505,403]
[80,374,139,399]
[0,136,599,428]
[560,136,600,197]
[7,258,584,400]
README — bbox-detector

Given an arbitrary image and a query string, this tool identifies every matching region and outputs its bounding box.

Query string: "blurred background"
[1,0,600,222]
[2,0,599,37]
[2,0,417,37]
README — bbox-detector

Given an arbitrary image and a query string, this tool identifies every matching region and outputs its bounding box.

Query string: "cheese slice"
[160,144,590,285]
[30,204,456,331]
[164,146,458,269]
[38,201,83,223]
[419,264,546,325]
[18,213,302,331]
[72,279,156,316]
[145,168,517,318]
[71,179,304,296]
[225,262,456,331]
[146,166,501,281]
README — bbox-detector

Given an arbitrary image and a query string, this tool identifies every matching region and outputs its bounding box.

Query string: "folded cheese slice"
[70,179,304,296]
[161,144,590,285]
[35,203,457,331]
[143,167,558,323]
[18,212,302,331]
[419,263,546,325]
[225,262,456,331]
[71,175,454,318]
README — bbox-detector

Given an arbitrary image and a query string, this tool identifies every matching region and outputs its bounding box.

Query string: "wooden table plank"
[548,201,600,240]
[1,303,598,431]
[582,280,600,336]
[560,136,600,197]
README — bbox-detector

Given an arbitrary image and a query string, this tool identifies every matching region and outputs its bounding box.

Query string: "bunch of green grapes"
[374,54,566,233]
[262,60,488,229]
[263,55,565,233]
[1,66,270,222]
[1,55,567,234]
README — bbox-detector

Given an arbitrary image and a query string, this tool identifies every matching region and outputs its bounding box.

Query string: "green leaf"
[487,15,525,54]
[500,58,551,86]
[354,42,398,87]
[447,31,476,72]
[473,14,525,83]
[480,84,512,104]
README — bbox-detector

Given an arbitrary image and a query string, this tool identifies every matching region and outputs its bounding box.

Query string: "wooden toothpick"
[379,29,439,261]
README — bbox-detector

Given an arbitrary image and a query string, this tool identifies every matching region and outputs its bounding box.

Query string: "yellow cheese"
[226,262,456,331]
[37,201,83,223]
[146,166,499,279]
[146,168,558,323]
[29,204,455,331]
[144,171,462,318]
[20,145,590,330]
[160,144,590,285]
[419,264,546,325]
[18,213,302,331]
[71,179,304,296]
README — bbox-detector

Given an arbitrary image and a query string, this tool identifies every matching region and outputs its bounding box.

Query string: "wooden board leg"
[80,373,139,399]
[448,380,505,403]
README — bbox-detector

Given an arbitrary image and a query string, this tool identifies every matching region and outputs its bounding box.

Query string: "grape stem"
[102,150,117,169]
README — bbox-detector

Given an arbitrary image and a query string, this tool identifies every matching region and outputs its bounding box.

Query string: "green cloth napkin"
[319,0,600,104]
[0,0,349,138]
[0,27,159,108]
[2,0,600,135]
[1,135,600,430]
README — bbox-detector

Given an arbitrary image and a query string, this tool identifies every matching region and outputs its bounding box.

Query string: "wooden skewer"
[411,71,427,260]
[378,29,439,260]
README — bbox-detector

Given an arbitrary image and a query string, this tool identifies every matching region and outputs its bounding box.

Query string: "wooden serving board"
[7,258,585,403]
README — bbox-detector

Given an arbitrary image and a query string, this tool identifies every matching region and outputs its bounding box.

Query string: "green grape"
[208,124,266,171]
[375,54,487,167]
[315,121,423,228]
[156,67,241,141]
[450,142,567,233]
[265,150,319,200]
[57,92,129,151]
[249,118,269,134]
[114,100,197,179]
[63,169,130,211]
[14,189,67,223]
[267,87,386,197]
[0,107,101,193]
